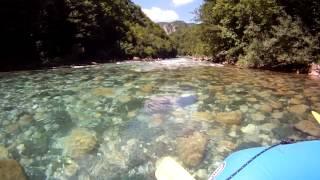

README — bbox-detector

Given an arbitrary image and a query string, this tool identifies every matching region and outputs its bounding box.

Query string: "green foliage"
[0,0,176,71]
[170,25,210,56]
[197,0,320,70]
[277,0,320,34]
[238,17,319,68]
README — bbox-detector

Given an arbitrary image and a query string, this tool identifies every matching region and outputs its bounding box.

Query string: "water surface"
[1,58,320,179]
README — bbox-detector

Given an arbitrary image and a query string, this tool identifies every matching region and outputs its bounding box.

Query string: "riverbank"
[1,56,319,80]
[0,57,170,73]
[188,55,320,78]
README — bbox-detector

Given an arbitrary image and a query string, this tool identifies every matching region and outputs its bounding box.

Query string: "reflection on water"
[0,58,320,179]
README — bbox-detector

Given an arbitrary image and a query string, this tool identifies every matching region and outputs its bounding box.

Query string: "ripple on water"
[0,58,320,179]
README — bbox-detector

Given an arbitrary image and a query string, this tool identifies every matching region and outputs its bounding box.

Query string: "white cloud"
[172,0,194,6]
[142,7,179,22]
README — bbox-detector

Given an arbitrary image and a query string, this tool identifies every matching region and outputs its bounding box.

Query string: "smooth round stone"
[260,104,273,113]
[241,124,258,134]
[195,169,208,179]
[259,134,271,142]
[294,120,320,137]
[253,104,260,109]
[288,104,309,115]
[0,146,9,159]
[248,98,258,102]
[16,144,25,154]
[243,135,261,143]
[260,123,277,131]
[289,98,303,105]
[240,105,248,112]
[24,130,32,137]
[44,124,51,131]
[251,113,265,121]
[0,159,27,180]
[272,112,284,119]
[228,131,237,137]
[63,161,79,177]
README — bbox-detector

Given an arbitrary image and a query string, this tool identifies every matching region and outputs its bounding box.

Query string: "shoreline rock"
[309,63,320,78]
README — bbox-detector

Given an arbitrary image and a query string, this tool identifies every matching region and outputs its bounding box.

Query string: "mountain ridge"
[158,21,195,35]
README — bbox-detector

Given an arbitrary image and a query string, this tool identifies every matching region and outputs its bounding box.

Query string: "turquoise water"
[0,58,320,179]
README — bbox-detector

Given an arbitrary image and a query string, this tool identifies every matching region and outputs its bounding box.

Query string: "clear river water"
[0,58,320,180]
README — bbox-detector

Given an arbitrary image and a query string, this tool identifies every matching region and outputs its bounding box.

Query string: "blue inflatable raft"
[210,140,320,180]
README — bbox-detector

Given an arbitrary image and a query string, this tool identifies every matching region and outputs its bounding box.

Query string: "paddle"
[312,111,320,124]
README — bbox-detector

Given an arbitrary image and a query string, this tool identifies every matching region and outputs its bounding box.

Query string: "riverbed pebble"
[177,132,208,167]
[251,113,265,121]
[0,146,9,159]
[288,104,309,115]
[294,120,320,137]
[216,111,242,125]
[241,124,258,134]
[0,159,27,180]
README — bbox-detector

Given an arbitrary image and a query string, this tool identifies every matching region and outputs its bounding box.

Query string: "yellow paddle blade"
[312,111,320,124]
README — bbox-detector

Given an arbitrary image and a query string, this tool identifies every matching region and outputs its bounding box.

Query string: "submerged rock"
[235,142,261,151]
[192,111,213,121]
[140,84,154,93]
[269,100,282,109]
[0,159,27,180]
[144,96,175,114]
[294,120,320,137]
[194,169,208,180]
[92,87,114,97]
[176,95,198,107]
[63,160,79,177]
[118,95,131,103]
[240,105,249,113]
[217,140,237,153]
[63,128,97,159]
[272,112,284,119]
[241,124,259,134]
[216,111,242,125]
[251,113,265,121]
[288,105,309,115]
[289,98,303,105]
[145,95,197,114]
[18,114,33,127]
[260,104,273,113]
[0,146,9,159]
[272,126,296,139]
[149,114,164,128]
[177,132,208,167]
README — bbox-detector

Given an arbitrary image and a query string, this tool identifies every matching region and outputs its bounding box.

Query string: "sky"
[132,0,203,23]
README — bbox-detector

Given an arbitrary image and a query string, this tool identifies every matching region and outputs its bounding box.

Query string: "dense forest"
[1,0,320,72]
[1,0,176,71]
[171,0,320,71]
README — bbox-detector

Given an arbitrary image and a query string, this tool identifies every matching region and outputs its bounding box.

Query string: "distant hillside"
[1,0,177,71]
[158,21,195,35]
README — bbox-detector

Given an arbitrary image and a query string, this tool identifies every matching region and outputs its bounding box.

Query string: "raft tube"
[210,140,320,180]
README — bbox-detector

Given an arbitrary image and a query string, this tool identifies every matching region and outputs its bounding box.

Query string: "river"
[0,58,319,179]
